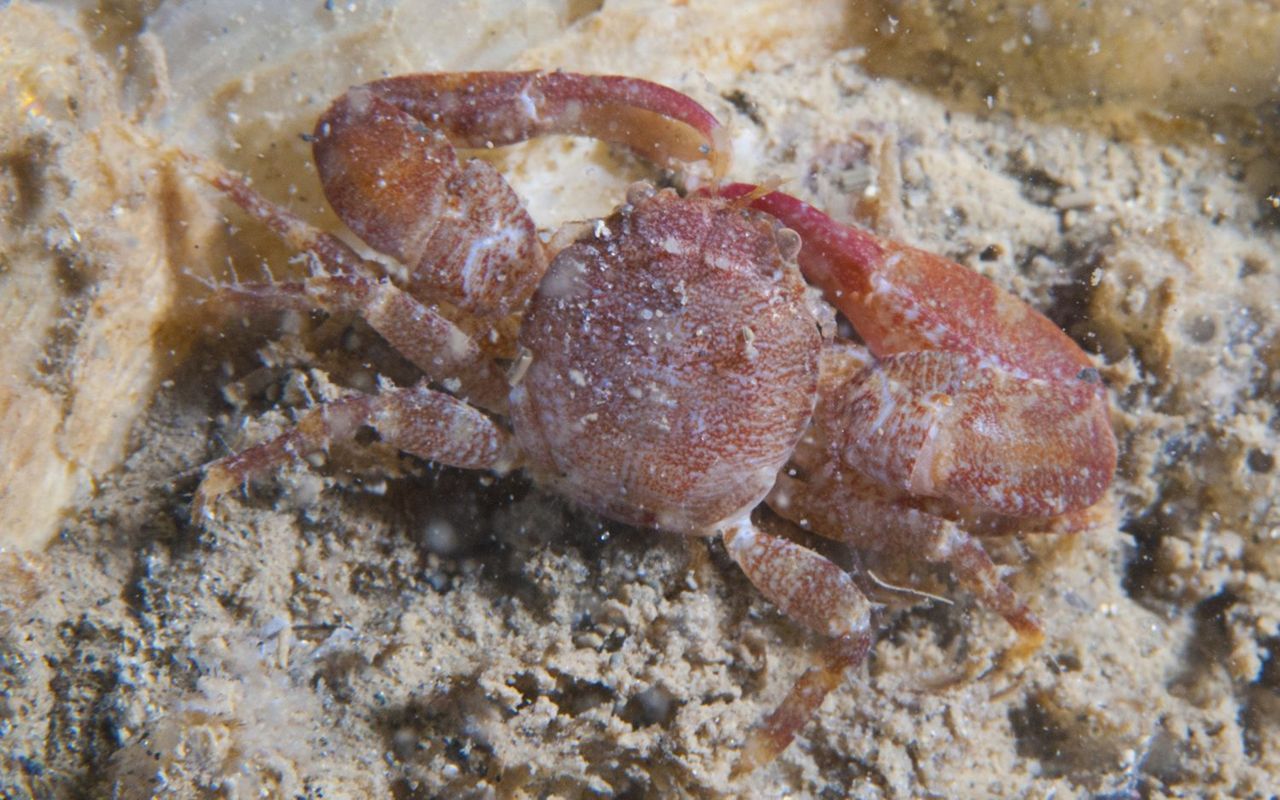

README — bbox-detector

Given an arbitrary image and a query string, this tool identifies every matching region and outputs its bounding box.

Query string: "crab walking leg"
[721,519,875,775]
[777,346,1045,639]
[185,154,375,279]
[193,382,513,519]
[734,633,875,778]
[211,276,509,409]
[770,470,1043,643]
[188,154,510,407]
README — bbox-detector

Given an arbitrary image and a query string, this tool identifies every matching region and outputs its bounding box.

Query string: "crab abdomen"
[510,190,821,534]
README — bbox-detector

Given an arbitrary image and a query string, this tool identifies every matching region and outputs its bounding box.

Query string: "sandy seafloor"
[2,1,1279,797]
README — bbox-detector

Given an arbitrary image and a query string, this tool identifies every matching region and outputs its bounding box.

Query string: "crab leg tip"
[1002,624,1046,667]
[732,632,874,778]
[191,464,236,521]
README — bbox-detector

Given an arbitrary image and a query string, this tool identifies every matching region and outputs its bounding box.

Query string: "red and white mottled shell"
[821,351,1113,518]
[510,189,821,534]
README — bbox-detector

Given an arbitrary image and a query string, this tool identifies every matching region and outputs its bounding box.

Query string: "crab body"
[187,70,1116,776]
[513,189,820,533]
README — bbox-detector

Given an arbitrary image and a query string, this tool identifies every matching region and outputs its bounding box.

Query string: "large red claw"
[828,351,1115,516]
[359,71,727,177]
[723,184,1117,515]
[720,184,1095,384]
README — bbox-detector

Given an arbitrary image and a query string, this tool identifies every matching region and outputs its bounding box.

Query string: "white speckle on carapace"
[660,235,687,255]
[540,251,591,301]
[706,253,739,272]
[674,279,689,306]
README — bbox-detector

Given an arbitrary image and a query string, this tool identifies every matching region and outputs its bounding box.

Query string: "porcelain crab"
[187,71,1116,774]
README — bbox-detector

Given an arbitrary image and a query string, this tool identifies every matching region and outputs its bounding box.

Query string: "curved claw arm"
[354,71,728,177]
[719,183,1096,384]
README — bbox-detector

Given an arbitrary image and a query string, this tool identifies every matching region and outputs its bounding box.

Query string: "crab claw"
[824,350,1113,517]
[720,184,1095,382]
[723,183,1116,516]
[352,71,728,177]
